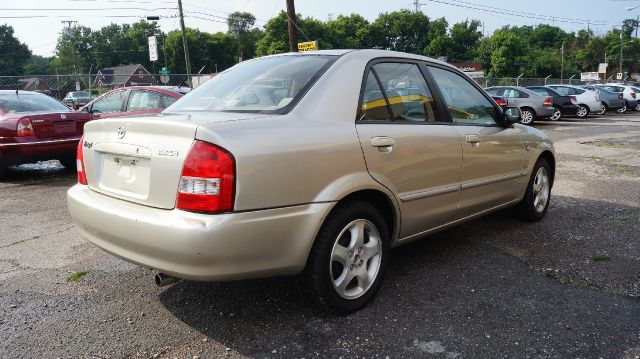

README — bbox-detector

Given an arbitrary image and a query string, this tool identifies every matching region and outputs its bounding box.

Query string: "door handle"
[465,134,481,144]
[370,136,396,153]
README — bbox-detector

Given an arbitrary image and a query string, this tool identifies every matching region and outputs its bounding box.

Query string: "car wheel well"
[538,151,555,187]
[335,190,397,241]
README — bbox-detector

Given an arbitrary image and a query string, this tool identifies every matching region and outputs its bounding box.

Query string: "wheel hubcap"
[577,106,587,117]
[551,109,561,120]
[600,104,606,114]
[521,111,533,124]
[330,219,382,300]
[618,105,627,113]
[532,167,550,213]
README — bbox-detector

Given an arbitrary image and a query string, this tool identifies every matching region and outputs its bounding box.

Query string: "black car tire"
[299,200,390,314]
[518,158,552,222]
[599,102,608,115]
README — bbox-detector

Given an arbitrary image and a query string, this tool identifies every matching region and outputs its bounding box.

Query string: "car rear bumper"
[558,104,579,115]
[0,137,79,167]
[536,106,555,119]
[67,185,333,281]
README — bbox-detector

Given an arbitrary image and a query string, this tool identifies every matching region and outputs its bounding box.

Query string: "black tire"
[576,105,589,118]
[520,108,535,125]
[299,200,390,314]
[616,103,627,114]
[0,165,6,180]
[59,157,76,171]
[550,106,562,121]
[517,158,552,222]
[599,102,608,115]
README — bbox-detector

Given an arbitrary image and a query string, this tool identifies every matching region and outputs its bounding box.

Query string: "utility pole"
[636,14,639,37]
[560,42,565,83]
[620,31,624,75]
[61,20,78,74]
[177,0,192,79]
[286,0,298,52]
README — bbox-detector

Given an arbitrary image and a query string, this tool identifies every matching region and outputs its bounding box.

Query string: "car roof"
[266,49,457,71]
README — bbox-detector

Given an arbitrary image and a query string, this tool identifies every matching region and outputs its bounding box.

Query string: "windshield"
[165,55,336,114]
[0,92,70,113]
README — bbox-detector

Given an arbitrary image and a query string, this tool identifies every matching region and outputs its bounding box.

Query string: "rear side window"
[358,62,438,122]
[359,71,390,121]
[428,66,498,125]
[127,90,162,111]
[531,88,550,96]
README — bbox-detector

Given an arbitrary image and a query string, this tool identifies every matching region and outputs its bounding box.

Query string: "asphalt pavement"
[1,114,639,358]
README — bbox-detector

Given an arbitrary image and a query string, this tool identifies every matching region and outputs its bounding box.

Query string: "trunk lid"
[82,112,263,209]
[29,111,90,138]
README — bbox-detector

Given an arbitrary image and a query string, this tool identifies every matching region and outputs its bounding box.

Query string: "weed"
[67,269,91,282]
[591,255,610,262]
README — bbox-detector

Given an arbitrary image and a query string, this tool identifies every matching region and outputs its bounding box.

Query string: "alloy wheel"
[521,110,534,124]
[599,103,607,115]
[617,105,627,113]
[550,108,562,121]
[576,105,588,118]
[532,167,550,213]
[329,219,382,300]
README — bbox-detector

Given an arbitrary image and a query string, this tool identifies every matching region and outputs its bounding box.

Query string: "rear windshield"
[165,55,336,114]
[0,92,69,113]
[71,91,90,97]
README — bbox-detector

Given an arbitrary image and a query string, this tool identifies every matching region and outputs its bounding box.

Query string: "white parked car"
[546,85,600,118]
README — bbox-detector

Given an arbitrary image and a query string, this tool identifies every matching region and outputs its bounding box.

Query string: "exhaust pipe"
[154,273,182,287]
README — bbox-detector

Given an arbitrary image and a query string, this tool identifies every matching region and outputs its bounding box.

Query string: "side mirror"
[502,106,521,124]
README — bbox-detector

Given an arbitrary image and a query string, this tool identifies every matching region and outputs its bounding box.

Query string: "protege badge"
[157,149,179,157]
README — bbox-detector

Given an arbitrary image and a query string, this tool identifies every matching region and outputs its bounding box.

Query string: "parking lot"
[1,114,639,358]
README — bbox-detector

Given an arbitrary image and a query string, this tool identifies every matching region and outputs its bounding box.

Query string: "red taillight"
[495,98,507,106]
[16,117,34,137]
[619,94,624,100]
[570,97,577,104]
[76,135,87,185]
[543,97,552,106]
[632,92,636,99]
[176,140,235,213]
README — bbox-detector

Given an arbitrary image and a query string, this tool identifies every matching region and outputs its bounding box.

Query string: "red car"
[80,86,190,120]
[0,90,89,178]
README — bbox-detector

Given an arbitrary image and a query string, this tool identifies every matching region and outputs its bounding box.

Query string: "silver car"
[68,50,555,313]
[485,86,555,125]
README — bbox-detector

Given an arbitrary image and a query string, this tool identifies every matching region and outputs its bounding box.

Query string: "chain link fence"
[0,74,205,103]
[0,74,625,104]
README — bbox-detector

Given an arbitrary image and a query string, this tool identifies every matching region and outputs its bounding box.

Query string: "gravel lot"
[1,114,639,358]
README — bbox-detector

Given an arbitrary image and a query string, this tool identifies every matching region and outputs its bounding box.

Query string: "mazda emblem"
[117,127,126,139]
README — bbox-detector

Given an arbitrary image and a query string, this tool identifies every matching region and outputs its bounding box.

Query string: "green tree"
[449,19,482,61]
[370,10,430,53]
[0,24,32,75]
[23,55,55,75]
[325,14,372,48]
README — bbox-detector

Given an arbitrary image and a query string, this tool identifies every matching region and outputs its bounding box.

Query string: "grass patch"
[512,250,525,260]
[67,269,91,282]
[585,155,605,162]
[617,164,630,174]
[0,235,40,249]
[591,255,610,262]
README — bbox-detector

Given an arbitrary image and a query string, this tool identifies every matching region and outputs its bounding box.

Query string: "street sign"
[148,36,158,62]
[616,72,623,80]
[298,40,318,52]
[580,72,600,81]
[598,63,608,74]
[159,67,171,84]
[75,81,81,91]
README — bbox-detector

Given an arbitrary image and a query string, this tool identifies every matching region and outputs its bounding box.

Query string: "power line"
[425,0,620,26]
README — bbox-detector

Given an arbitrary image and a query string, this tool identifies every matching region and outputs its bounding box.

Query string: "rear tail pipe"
[154,273,182,287]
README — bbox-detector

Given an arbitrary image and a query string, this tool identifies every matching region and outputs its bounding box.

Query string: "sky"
[3,0,640,57]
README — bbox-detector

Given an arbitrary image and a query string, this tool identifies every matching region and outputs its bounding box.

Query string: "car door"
[355,61,463,238]
[89,89,129,119]
[427,66,525,217]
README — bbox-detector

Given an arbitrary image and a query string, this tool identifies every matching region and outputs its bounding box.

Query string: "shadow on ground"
[159,196,640,358]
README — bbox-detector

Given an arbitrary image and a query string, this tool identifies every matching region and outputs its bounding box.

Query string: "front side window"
[92,90,127,114]
[428,66,498,125]
[165,55,336,114]
[358,62,438,122]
